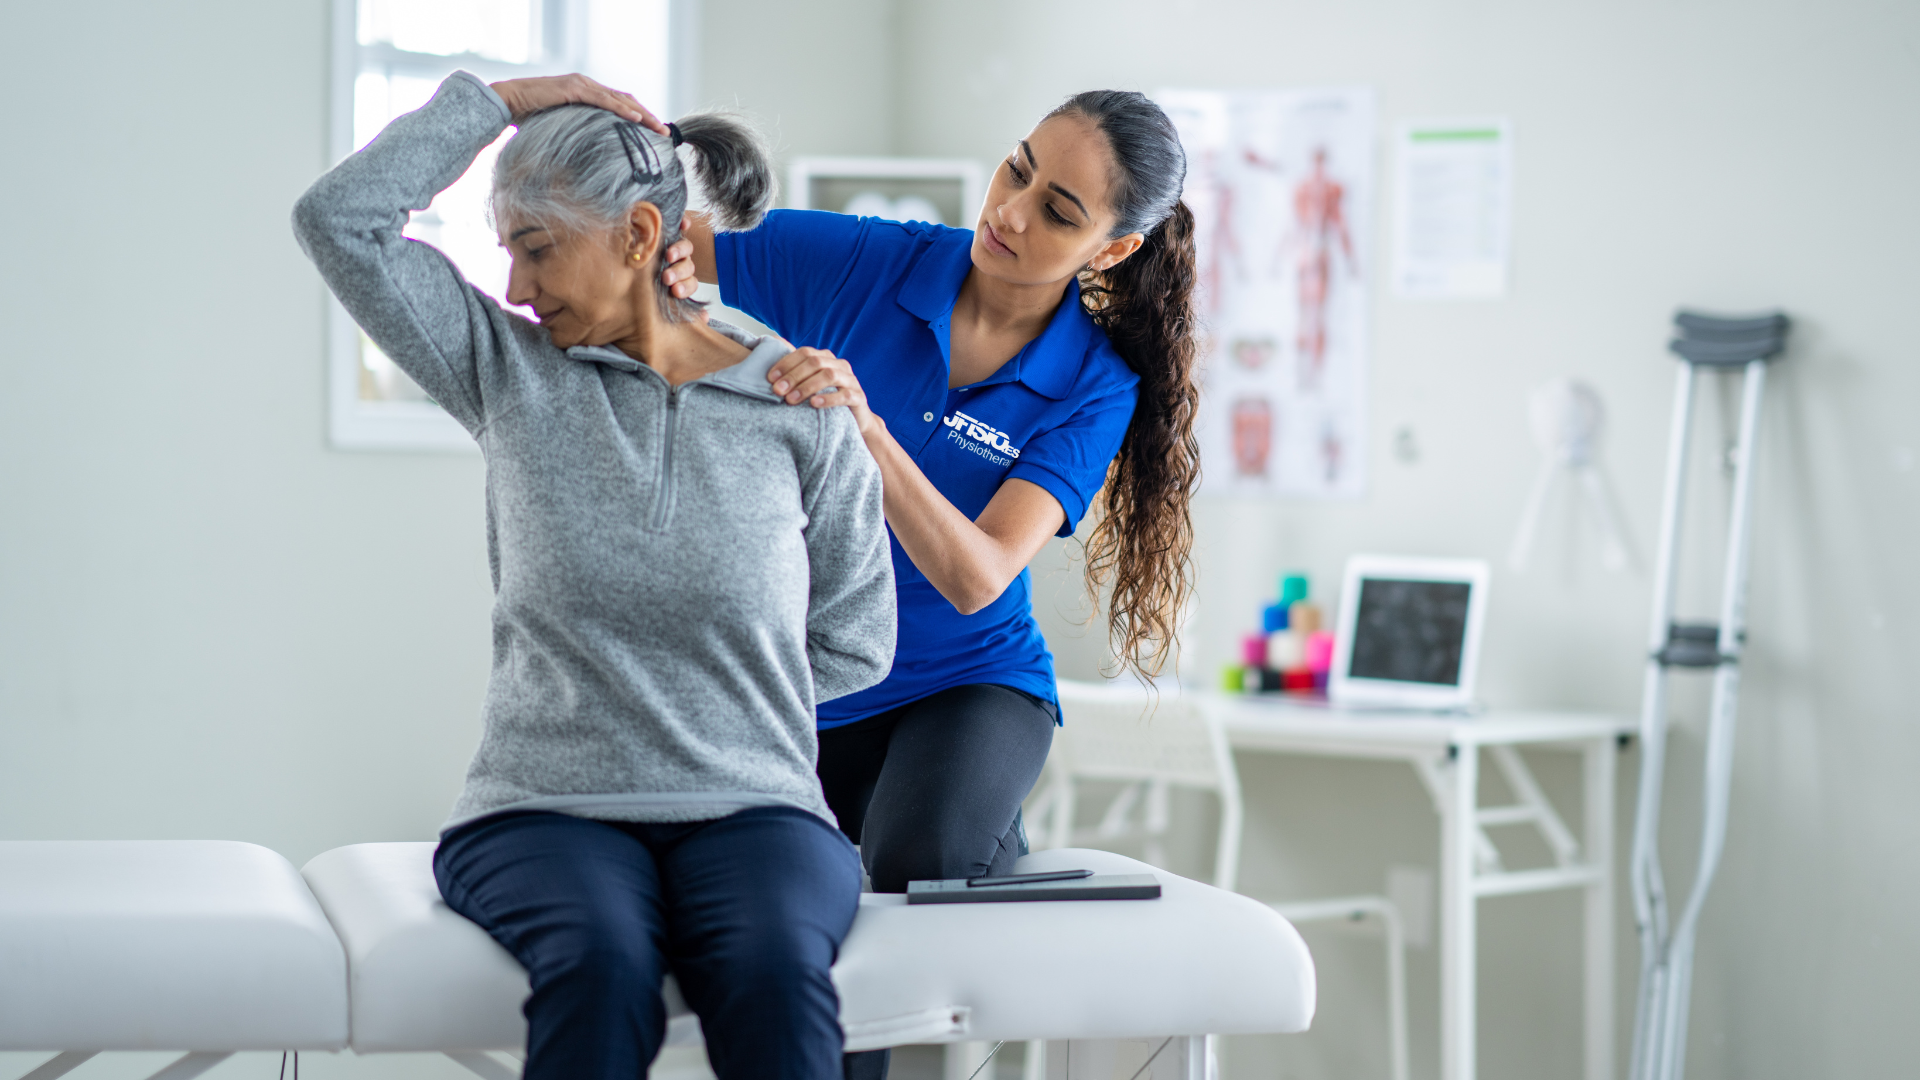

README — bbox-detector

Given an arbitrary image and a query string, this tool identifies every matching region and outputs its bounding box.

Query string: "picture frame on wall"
[788,157,985,230]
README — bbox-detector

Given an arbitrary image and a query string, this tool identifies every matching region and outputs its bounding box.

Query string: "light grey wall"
[685,0,896,195]
[894,0,1920,1078]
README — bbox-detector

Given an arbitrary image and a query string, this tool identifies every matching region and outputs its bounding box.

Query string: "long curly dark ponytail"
[1047,91,1201,681]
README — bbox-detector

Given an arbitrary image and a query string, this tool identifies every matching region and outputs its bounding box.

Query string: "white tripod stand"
[1629,310,1788,1080]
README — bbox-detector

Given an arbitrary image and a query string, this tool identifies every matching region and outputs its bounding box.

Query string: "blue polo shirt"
[716,210,1140,727]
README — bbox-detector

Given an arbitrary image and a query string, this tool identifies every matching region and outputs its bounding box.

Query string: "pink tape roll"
[1240,632,1269,667]
[1305,630,1336,673]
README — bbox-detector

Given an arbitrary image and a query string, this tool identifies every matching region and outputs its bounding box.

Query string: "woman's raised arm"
[292,71,521,432]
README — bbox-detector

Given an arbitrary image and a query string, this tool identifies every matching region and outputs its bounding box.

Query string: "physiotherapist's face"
[972,114,1139,288]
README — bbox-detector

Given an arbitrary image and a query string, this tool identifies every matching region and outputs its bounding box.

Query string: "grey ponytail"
[490,104,774,321]
[670,113,774,232]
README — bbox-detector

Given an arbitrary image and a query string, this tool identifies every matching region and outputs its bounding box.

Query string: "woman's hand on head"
[490,74,666,133]
[769,348,881,436]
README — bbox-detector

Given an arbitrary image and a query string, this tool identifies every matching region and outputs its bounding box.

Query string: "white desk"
[1200,694,1635,1080]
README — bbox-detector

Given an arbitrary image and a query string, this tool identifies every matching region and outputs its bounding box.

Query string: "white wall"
[889,1,1920,1078]
[3,2,1916,1079]
[688,0,896,184]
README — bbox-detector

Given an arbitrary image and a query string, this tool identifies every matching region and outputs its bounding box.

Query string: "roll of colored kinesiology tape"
[1262,603,1290,634]
[1221,664,1246,692]
[1266,630,1306,672]
[1282,669,1316,692]
[1240,633,1269,668]
[1279,574,1310,607]
[1289,601,1323,635]
[1304,629,1336,673]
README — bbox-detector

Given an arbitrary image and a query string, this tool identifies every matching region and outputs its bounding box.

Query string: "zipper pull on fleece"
[652,385,682,530]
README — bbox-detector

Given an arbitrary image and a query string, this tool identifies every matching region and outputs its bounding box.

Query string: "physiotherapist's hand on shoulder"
[769,348,883,436]
[489,73,664,131]
[766,349,1062,616]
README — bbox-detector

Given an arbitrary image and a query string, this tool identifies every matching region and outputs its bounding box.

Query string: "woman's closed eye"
[1004,158,1077,228]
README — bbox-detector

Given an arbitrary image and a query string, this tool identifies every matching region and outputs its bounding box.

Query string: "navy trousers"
[434,806,863,1080]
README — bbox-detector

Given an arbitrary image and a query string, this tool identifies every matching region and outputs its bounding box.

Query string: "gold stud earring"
[631,252,644,262]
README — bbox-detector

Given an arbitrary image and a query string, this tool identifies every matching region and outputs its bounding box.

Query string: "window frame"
[323,0,673,451]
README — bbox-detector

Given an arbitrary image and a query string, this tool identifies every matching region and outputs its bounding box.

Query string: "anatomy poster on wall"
[1159,87,1374,499]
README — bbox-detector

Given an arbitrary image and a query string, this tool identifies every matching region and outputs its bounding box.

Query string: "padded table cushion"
[0,841,348,1051]
[301,843,1314,1052]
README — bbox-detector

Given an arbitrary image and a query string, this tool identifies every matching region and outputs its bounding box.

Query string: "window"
[326,0,670,449]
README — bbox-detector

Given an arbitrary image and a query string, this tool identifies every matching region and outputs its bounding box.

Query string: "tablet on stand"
[1327,555,1491,712]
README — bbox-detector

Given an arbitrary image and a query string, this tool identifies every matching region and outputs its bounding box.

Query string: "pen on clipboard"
[965,869,1095,888]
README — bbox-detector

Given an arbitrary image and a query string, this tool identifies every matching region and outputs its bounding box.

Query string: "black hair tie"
[666,122,684,147]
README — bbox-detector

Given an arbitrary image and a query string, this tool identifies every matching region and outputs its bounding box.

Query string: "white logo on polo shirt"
[941,409,1022,463]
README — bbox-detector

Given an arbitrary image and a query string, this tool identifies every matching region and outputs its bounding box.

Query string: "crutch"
[1628,310,1788,1080]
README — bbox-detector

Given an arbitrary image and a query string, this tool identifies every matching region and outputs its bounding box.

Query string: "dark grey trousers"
[817,683,1059,1080]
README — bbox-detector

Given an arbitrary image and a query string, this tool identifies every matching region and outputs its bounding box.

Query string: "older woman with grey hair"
[293,72,895,1080]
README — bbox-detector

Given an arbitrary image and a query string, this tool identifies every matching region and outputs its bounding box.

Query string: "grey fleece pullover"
[293,71,896,829]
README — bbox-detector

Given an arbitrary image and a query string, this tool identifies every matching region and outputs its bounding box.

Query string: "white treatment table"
[0,842,349,1080]
[2,841,1315,1080]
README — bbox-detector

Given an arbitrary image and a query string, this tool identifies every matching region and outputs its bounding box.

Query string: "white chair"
[1027,680,1409,1080]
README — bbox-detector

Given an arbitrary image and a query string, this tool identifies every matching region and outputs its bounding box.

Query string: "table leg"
[945,1042,994,1080]
[1441,743,1479,1080]
[1584,738,1618,1080]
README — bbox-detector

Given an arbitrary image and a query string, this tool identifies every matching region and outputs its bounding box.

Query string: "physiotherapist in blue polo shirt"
[657,91,1203,907]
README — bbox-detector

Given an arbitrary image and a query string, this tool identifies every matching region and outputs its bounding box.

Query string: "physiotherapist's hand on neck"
[660,217,715,299]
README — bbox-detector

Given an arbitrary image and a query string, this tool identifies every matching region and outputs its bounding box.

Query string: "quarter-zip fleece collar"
[565,324,793,535]
[563,323,790,403]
